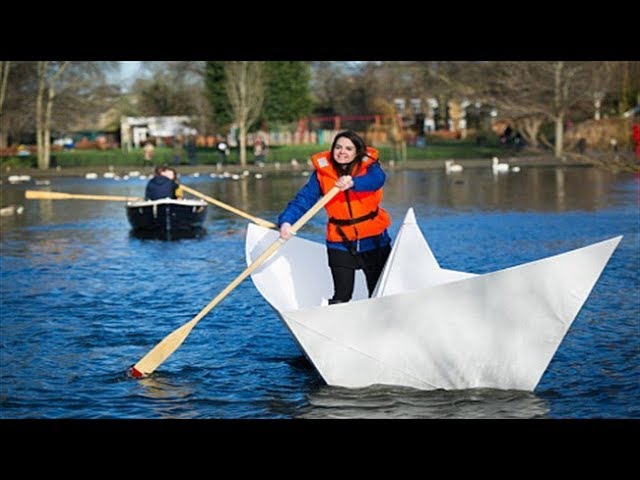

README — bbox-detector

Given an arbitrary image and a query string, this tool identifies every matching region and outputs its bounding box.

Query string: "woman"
[279,131,392,304]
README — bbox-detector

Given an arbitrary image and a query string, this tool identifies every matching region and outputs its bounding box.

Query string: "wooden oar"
[25,190,142,202]
[130,186,340,378]
[180,184,276,229]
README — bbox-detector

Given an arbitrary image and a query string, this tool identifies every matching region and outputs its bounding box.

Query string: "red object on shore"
[632,123,640,159]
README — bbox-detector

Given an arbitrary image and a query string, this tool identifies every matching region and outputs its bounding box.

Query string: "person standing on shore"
[143,141,155,165]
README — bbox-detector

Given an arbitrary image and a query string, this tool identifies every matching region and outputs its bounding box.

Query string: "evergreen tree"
[263,62,312,124]
[204,61,233,129]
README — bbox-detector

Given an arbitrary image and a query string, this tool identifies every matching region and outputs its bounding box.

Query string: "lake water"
[1,166,638,418]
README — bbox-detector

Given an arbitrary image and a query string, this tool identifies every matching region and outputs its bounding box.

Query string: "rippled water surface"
[1,167,638,418]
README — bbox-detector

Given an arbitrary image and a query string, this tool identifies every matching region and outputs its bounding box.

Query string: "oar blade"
[130,319,199,378]
[26,190,141,202]
[25,190,70,200]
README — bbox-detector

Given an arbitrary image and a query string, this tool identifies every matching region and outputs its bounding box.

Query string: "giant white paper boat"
[245,209,621,391]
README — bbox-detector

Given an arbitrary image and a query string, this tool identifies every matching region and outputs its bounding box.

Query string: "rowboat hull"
[126,198,207,240]
[245,208,621,391]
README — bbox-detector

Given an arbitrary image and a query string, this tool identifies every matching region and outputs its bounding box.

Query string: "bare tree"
[1,62,37,150]
[35,61,118,169]
[36,61,69,169]
[225,62,265,166]
[586,62,615,120]
[0,61,10,148]
[481,61,592,158]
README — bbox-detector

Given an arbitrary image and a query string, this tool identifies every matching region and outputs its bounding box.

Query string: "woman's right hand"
[335,175,354,191]
[279,222,293,240]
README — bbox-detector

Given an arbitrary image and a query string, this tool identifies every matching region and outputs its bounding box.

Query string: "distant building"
[120,116,197,150]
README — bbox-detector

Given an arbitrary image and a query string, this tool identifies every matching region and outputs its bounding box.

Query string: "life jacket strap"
[328,207,379,227]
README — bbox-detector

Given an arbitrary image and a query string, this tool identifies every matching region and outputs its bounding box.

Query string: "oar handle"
[181,184,276,229]
[130,185,341,378]
[289,186,339,234]
[25,190,141,202]
[193,186,338,322]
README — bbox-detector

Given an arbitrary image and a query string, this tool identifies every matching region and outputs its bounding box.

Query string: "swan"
[492,157,509,173]
[445,160,463,173]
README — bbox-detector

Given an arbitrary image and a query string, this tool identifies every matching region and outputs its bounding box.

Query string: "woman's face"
[332,137,357,164]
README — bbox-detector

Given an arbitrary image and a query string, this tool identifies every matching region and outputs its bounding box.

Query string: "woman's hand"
[279,222,294,240]
[335,175,354,191]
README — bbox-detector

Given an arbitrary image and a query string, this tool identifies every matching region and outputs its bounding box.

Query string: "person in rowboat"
[145,165,183,200]
[278,130,392,305]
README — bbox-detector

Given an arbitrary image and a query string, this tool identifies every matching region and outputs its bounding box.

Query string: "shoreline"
[1,155,597,179]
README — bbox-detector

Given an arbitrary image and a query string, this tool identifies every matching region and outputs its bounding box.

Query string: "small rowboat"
[126,198,207,240]
[245,208,621,391]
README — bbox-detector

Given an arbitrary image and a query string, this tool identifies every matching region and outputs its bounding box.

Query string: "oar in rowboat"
[25,190,142,202]
[180,184,276,229]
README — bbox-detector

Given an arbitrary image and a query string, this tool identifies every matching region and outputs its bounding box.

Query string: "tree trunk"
[553,62,564,159]
[0,61,9,148]
[619,61,630,115]
[43,82,56,169]
[36,62,46,169]
[554,115,564,159]
[516,117,542,151]
[239,120,247,166]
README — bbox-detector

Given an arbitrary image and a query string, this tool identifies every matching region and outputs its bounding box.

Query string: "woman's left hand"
[335,175,354,191]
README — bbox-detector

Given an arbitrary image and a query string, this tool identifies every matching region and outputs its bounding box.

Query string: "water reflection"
[1,168,627,241]
[136,375,197,419]
[137,375,194,400]
[378,166,621,213]
[129,227,207,241]
[297,384,549,419]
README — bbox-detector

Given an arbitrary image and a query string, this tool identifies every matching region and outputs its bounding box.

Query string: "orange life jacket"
[311,147,391,243]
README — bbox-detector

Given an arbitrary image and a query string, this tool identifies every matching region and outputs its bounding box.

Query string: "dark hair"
[330,130,368,176]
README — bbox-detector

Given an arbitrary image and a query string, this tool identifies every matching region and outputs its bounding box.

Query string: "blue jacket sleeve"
[352,161,386,191]
[277,172,322,226]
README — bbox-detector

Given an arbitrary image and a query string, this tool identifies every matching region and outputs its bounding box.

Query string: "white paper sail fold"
[245,208,621,391]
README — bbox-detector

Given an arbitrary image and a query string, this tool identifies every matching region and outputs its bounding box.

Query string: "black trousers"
[327,244,392,303]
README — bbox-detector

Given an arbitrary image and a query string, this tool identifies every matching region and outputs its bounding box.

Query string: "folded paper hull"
[246,209,621,391]
[126,198,207,240]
